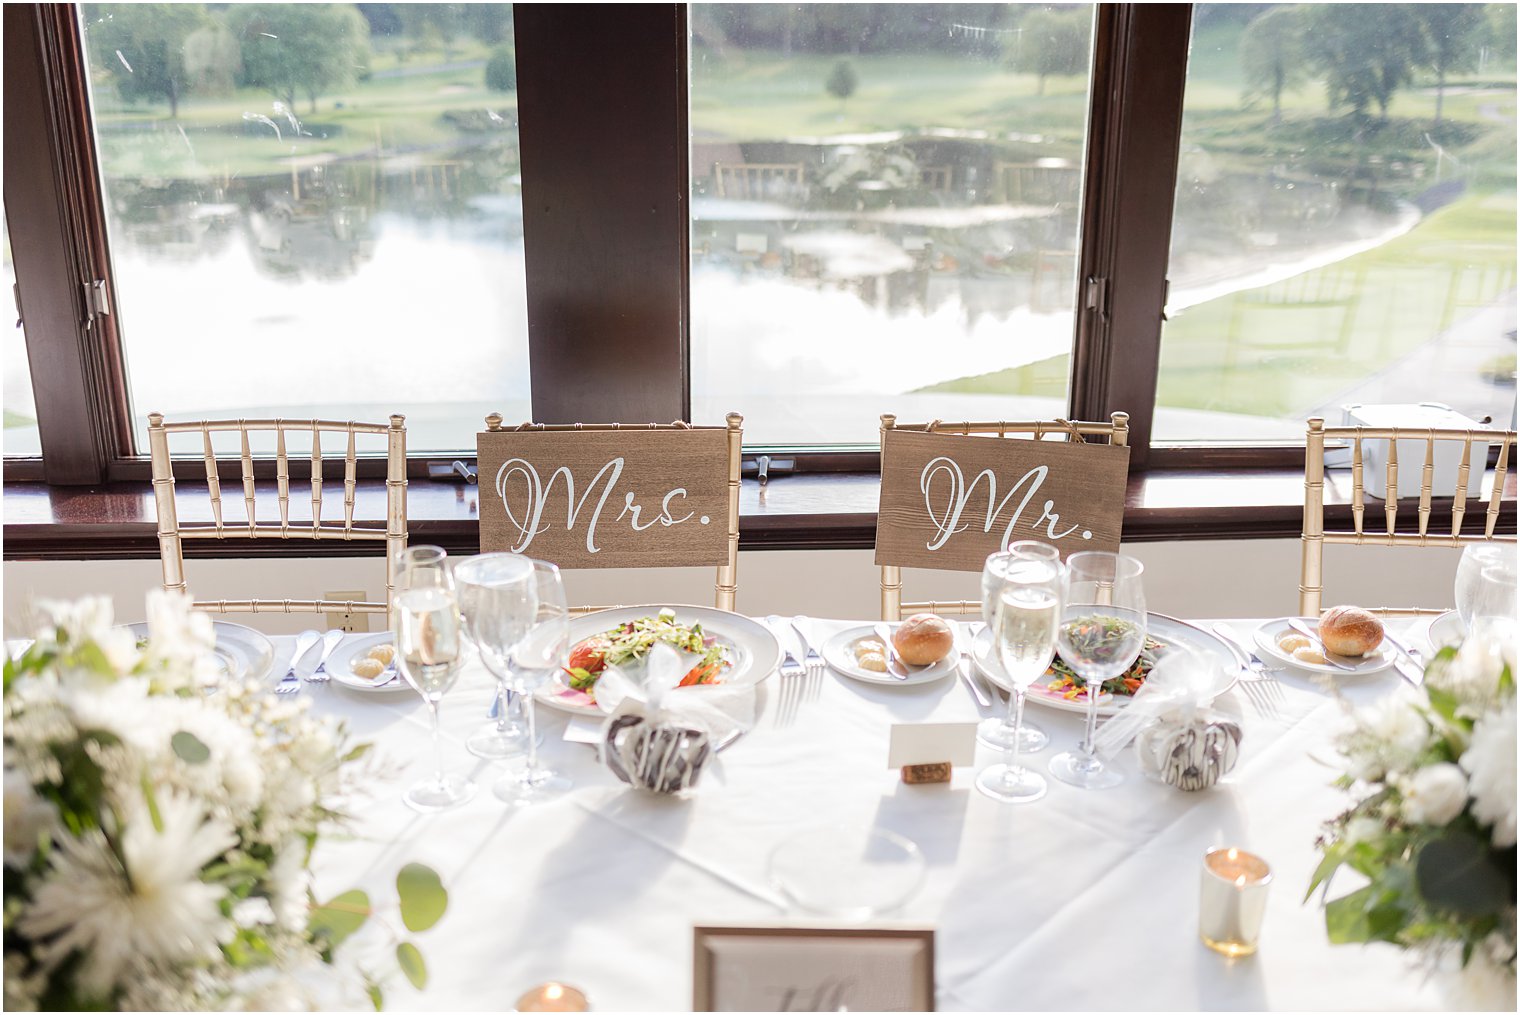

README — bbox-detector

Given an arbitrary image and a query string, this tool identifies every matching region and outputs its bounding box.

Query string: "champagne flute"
[494,558,572,805]
[976,540,1058,753]
[393,545,475,811]
[454,553,540,760]
[1048,551,1146,791]
[1455,544,1517,630]
[975,548,1062,803]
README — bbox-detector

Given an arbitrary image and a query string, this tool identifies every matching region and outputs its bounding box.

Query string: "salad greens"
[564,608,729,696]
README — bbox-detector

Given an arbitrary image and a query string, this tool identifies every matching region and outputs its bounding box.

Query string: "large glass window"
[78,3,528,453]
[3,212,40,457]
[689,4,1096,445]
[1156,3,1518,442]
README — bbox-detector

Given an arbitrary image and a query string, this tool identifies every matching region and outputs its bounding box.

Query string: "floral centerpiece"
[3,593,445,1011]
[1310,621,1517,1010]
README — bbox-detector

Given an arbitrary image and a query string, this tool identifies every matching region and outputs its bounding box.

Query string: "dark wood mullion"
[513,4,689,425]
[1070,4,1193,469]
[4,4,128,484]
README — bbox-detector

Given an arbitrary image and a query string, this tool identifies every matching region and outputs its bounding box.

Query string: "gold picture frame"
[693,924,935,1012]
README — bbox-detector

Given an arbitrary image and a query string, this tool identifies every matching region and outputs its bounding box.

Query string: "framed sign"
[693,925,935,1012]
[875,428,1129,572]
[477,420,736,570]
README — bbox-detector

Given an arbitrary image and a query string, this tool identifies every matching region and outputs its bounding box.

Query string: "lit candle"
[1199,847,1272,957]
[515,982,590,1012]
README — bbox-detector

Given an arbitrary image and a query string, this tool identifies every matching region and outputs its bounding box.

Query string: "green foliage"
[1240,6,1307,121]
[1302,5,1431,118]
[396,862,448,932]
[1005,8,1091,95]
[1418,4,1491,124]
[1487,3,1518,60]
[485,46,516,93]
[83,3,208,117]
[170,730,210,764]
[395,941,427,989]
[1416,830,1511,916]
[228,4,371,113]
[307,889,371,951]
[182,21,241,96]
[825,59,858,102]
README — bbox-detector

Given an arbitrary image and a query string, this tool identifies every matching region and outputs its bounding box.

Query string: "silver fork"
[275,630,320,695]
[304,629,346,684]
[791,616,825,701]
[1211,623,1284,720]
[767,615,806,726]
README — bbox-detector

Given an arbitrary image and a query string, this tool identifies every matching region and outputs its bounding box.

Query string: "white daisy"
[18,792,235,999]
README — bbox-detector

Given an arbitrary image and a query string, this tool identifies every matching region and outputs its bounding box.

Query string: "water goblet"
[393,545,475,811]
[975,549,1062,804]
[454,553,541,760]
[493,559,573,805]
[976,540,1059,754]
[1456,543,1517,630]
[1048,551,1147,790]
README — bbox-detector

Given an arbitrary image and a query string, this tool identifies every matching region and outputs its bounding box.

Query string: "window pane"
[3,212,41,457]
[1156,3,1518,443]
[80,3,527,454]
[689,4,1095,445]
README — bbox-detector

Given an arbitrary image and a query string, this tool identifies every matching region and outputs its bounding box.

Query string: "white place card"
[887,722,976,769]
[563,716,604,746]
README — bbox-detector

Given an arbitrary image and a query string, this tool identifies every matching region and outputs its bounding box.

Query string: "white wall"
[2,539,1461,636]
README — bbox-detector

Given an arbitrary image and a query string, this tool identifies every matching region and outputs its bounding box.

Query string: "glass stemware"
[1455,544,1518,630]
[454,553,541,760]
[1048,551,1147,791]
[393,545,475,811]
[976,540,1058,753]
[493,558,572,805]
[975,546,1062,804]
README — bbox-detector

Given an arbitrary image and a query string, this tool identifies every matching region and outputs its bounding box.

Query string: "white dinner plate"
[822,625,958,687]
[324,632,411,694]
[125,620,274,684]
[536,605,782,717]
[1425,610,1465,653]
[1253,618,1398,677]
[974,613,1239,716]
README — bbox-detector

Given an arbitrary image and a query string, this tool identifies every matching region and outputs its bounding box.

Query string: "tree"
[229,4,370,114]
[825,59,858,102]
[1240,6,1307,123]
[1487,3,1517,62]
[485,46,515,93]
[1303,5,1429,119]
[85,3,207,118]
[1006,8,1090,96]
[183,21,241,97]
[1417,4,1487,125]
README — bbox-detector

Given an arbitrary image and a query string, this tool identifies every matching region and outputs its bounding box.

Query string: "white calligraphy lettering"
[918,456,1091,550]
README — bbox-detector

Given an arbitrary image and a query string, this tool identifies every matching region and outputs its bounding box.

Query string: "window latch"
[1084,276,1109,320]
[742,454,795,485]
[427,459,477,484]
[83,279,110,330]
[13,281,22,329]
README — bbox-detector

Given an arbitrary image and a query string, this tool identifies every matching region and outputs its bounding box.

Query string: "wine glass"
[975,548,1062,804]
[1456,544,1518,629]
[976,540,1058,754]
[1048,551,1146,791]
[1470,562,1518,625]
[393,545,475,811]
[493,558,572,805]
[454,553,541,760]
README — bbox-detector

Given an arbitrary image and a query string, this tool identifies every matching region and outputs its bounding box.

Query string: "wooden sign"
[875,429,1129,572]
[477,426,731,569]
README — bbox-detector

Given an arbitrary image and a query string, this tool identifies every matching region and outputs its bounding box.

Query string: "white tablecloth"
[290,619,1448,1011]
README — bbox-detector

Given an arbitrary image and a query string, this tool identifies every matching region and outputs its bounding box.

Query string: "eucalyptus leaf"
[1325,884,1378,943]
[396,941,427,989]
[396,863,448,933]
[308,889,371,948]
[171,731,211,764]
[1415,832,1508,916]
[342,742,373,763]
[1306,844,1347,902]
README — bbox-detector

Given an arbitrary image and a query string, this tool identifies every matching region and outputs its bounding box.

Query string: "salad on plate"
[562,608,732,705]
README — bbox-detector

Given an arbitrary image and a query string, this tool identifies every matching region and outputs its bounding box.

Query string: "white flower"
[32,595,115,648]
[18,792,235,999]
[1398,763,1469,827]
[265,839,311,932]
[4,769,56,868]
[4,952,45,1012]
[1343,815,1384,845]
[1341,688,1431,782]
[1448,939,1519,1011]
[142,590,217,690]
[1429,621,1517,713]
[1461,696,1518,848]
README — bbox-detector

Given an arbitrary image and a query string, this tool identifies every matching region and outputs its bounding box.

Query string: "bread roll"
[1320,606,1384,658]
[893,614,955,666]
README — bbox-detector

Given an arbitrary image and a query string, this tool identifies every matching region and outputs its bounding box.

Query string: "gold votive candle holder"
[1199,847,1272,957]
[515,981,590,1012]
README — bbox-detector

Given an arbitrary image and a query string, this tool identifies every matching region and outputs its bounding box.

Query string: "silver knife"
[304,628,346,682]
[872,622,913,680]
[1286,618,1369,671]
[955,622,992,707]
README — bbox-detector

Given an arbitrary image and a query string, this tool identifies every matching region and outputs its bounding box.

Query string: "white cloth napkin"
[1093,646,1230,758]
[595,642,756,744]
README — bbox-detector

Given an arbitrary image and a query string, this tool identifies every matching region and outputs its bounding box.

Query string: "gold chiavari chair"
[879,412,1130,620]
[1300,416,1517,618]
[147,413,408,615]
[481,413,744,616]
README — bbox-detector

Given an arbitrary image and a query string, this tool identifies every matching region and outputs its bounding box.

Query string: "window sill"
[3,468,1514,560]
